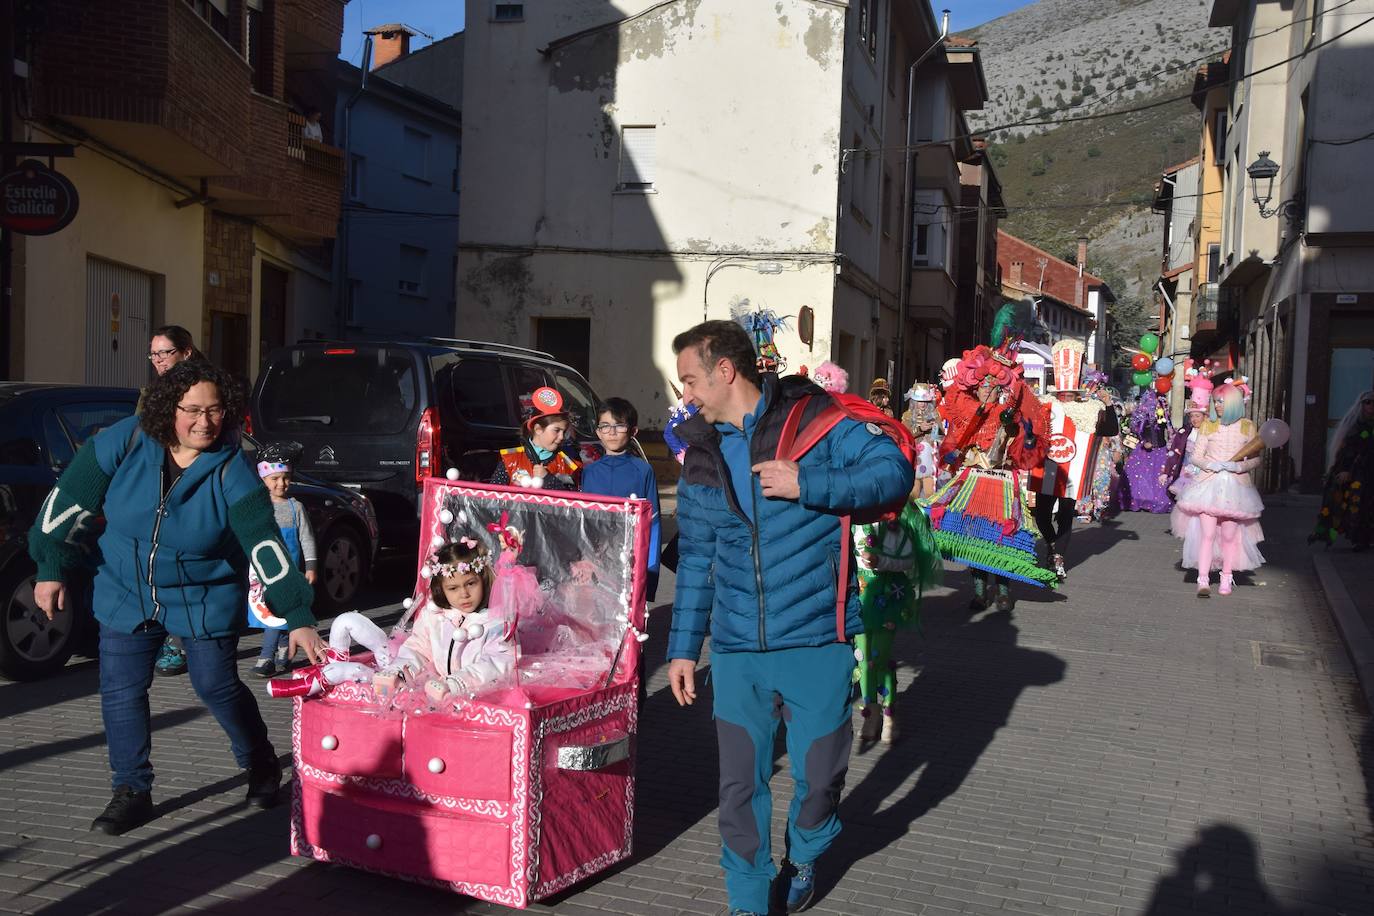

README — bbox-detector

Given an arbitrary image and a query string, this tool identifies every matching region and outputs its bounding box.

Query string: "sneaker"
[995,592,1014,613]
[251,657,276,679]
[246,758,282,809]
[1197,575,1211,598]
[154,639,187,677]
[273,644,292,673]
[780,859,816,913]
[91,786,154,836]
[1218,574,1234,596]
[1052,554,1068,580]
[859,703,881,741]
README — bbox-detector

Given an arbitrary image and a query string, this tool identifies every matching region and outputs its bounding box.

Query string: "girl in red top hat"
[490,386,582,491]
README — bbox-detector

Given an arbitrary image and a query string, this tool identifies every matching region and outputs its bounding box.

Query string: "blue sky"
[340,1,1025,65]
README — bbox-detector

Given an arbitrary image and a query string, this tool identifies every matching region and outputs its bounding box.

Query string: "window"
[349,154,365,201]
[882,169,894,237]
[848,132,864,217]
[184,0,231,41]
[448,358,513,426]
[399,245,427,296]
[912,189,949,270]
[1212,110,1227,165]
[259,349,419,435]
[857,0,869,51]
[618,126,656,191]
[535,317,592,379]
[451,141,461,193]
[1208,243,1221,282]
[52,403,132,462]
[402,127,430,181]
[867,0,879,61]
[492,2,524,21]
[245,0,272,97]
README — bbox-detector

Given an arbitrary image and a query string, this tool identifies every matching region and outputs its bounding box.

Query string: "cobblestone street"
[2,504,1372,915]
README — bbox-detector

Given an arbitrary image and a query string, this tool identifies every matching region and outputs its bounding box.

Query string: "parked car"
[0,383,379,681]
[249,338,630,553]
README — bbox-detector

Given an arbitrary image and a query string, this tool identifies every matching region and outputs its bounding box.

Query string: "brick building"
[6,0,345,385]
[996,230,1114,367]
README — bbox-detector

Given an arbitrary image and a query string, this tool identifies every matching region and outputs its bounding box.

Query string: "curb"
[1312,552,1374,712]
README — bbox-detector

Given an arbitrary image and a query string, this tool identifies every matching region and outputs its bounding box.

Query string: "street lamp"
[1246,150,1301,223]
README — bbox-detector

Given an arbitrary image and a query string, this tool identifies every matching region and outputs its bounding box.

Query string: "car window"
[41,411,75,467]
[53,402,136,461]
[551,369,600,439]
[259,349,420,435]
[0,432,42,466]
[448,358,514,426]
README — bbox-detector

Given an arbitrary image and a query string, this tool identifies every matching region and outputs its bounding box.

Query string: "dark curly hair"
[139,360,246,447]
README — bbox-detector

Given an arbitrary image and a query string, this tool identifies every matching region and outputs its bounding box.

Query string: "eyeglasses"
[595,423,630,433]
[176,405,226,422]
[147,348,181,361]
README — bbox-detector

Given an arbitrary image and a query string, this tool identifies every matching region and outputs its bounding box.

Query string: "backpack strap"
[775,395,847,463]
[835,514,851,643]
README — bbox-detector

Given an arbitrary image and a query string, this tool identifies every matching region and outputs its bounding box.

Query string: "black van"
[249,339,608,553]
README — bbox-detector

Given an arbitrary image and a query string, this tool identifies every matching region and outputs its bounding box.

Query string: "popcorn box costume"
[289,479,653,908]
[1029,341,1108,502]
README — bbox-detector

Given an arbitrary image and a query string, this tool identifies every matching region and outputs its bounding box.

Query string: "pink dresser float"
[290,478,653,908]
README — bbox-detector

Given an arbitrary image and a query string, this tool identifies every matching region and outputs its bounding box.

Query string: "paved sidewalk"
[2,505,1372,915]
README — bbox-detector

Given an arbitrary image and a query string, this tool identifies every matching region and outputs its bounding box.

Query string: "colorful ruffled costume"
[929,340,1057,603]
[1171,416,1266,585]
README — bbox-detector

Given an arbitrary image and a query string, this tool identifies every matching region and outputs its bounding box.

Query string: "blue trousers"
[712,642,856,914]
[99,622,274,792]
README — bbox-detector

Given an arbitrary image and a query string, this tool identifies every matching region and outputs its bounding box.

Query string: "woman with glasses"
[28,360,326,835]
[138,325,206,676]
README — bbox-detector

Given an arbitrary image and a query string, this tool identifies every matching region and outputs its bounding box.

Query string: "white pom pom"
[445,468,459,480]
[529,476,544,489]
[402,597,413,610]
[427,757,445,774]
[321,735,338,751]
[438,509,454,525]
[365,834,382,850]
[465,623,484,640]
[430,534,445,549]
[421,565,433,579]
[636,631,650,643]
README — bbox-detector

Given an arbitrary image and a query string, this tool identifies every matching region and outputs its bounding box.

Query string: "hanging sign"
[0,159,80,235]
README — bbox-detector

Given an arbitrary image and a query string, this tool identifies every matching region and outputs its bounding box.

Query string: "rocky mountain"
[961,0,1229,352]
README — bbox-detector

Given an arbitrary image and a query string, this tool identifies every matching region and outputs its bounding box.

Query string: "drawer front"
[300,784,511,889]
[300,700,404,779]
[403,715,513,802]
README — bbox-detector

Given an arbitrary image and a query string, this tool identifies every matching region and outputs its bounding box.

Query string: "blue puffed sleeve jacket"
[668,374,914,661]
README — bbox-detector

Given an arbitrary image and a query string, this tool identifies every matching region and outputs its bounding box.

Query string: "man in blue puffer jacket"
[667,321,913,916]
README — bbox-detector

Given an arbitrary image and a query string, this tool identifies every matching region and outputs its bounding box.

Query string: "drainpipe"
[337,35,373,337]
[894,9,949,393]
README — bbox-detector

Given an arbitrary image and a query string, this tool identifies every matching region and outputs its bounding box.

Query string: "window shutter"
[620,127,656,188]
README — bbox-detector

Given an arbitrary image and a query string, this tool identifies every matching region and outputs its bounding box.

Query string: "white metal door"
[85,257,153,387]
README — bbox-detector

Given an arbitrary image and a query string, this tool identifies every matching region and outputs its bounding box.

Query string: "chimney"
[365,24,417,70]
[1075,236,1088,310]
[1010,260,1024,286]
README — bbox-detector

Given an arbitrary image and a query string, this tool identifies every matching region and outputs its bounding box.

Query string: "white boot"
[880,709,897,744]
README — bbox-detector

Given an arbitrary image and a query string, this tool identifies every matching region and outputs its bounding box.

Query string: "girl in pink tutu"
[1172,382,1266,597]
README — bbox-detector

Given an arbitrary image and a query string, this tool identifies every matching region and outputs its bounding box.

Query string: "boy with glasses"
[581,397,661,600]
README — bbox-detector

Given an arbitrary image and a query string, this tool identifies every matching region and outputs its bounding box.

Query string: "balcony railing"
[1196,282,1219,324]
[287,111,344,176]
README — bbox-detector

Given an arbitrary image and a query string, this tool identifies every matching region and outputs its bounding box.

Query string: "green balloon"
[1132,370,1152,386]
[1139,333,1160,354]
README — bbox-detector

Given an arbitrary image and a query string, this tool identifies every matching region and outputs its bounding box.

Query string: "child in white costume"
[266,535,516,700]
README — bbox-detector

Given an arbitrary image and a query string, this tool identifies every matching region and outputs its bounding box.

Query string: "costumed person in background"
[1029,341,1119,580]
[1171,382,1265,596]
[1312,390,1374,550]
[929,338,1056,611]
[903,382,941,500]
[868,378,894,417]
[1121,384,1176,512]
[1162,371,1214,500]
[1074,369,1120,522]
[811,360,849,397]
[851,499,941,745]
[490,386,581,490]
[660,385,699,577]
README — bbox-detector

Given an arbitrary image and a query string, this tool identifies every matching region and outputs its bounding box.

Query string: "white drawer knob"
[321,735,338,751]
[365,833,382,850]
[428,757,445,774]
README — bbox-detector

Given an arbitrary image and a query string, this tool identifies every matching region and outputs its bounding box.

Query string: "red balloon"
[1132,352,1152,371]
[1153,376,1172,394]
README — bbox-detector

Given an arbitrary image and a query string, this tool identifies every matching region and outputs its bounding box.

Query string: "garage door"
[86,257,153,387]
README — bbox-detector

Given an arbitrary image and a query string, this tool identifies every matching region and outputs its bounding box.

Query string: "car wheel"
[318,526,366,611]
[0,559,78,681]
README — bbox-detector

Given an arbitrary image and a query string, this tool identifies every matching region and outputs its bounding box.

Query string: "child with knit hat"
[248,447,318,677]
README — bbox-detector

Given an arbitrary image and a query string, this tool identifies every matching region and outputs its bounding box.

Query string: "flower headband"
[425,537,492,579]
[257,461,289,478]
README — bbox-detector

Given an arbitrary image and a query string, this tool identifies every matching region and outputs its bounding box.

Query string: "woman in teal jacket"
[30,361,325,836]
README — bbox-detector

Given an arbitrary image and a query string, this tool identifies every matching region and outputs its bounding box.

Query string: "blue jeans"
[257,627,286,659]
[99,622,274,792]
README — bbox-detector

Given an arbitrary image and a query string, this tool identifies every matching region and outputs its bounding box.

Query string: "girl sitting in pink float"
[266,534,521,702]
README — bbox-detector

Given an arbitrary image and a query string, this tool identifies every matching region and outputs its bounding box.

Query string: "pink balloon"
[1259,418,1290,448]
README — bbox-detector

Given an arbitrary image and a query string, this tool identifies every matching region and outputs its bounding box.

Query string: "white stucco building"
[455,0,985,425]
